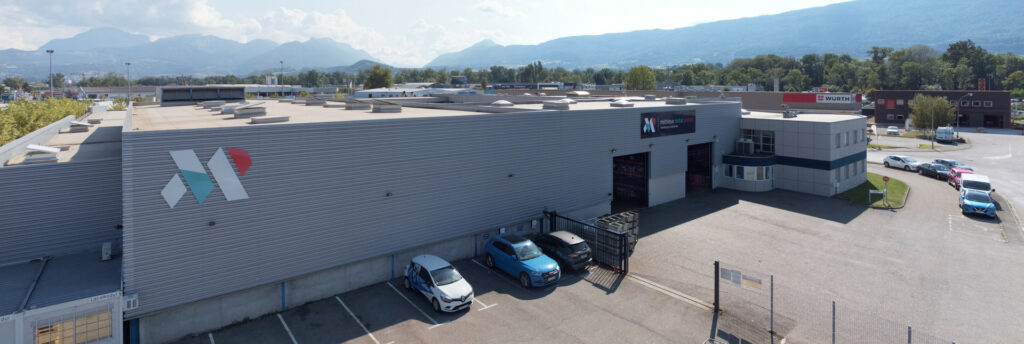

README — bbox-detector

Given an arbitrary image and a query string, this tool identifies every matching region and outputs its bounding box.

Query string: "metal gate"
[545,211,634,273]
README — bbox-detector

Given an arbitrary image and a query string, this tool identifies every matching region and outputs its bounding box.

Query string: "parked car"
[886,126,900,135]
[484,233,561,288]
[531,231,593,271]
[404,254,474,312]
[916,163,950,180]
[933,159,973,172]
[883,155,920,171]
[959,189,996,218]
[947,168,974,190]
[935,126,955,142]
[959,174,994,195]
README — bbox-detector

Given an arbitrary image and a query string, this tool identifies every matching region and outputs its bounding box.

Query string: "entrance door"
[687,143,713,195]
[613,153,649,212]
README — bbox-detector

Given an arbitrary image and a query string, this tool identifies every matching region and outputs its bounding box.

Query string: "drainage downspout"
[19,256,52,311]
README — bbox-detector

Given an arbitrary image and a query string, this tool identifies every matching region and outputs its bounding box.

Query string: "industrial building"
[0,90,865,344]
[872,90,1012,128]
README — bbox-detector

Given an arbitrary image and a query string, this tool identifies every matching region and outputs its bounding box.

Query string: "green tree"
[909,94,954,134]
[3,77,27,90]
[363,64,393,89]
[781,69,810,91]
[624,65,656,90]
[1003,70,1024,90]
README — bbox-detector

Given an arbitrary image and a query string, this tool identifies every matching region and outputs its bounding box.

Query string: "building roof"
[0,251,121,315]
[744,111,864,123]
[5,109,124,166]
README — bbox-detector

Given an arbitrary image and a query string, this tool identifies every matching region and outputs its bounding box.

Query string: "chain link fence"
[713,261,958,344]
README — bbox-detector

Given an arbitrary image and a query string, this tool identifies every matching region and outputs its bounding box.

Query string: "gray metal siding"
[122,103,740,317]
[0,159,123,265]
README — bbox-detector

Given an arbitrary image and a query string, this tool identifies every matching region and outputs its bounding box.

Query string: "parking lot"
[172,143,1024,343]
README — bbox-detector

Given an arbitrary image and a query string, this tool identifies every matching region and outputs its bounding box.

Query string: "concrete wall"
[0,159,123,265]
[120,101,743,319]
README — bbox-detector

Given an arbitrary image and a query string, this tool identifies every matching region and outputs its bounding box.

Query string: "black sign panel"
[640,110,696,138]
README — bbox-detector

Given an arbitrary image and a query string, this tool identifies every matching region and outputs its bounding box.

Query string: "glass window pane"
[756,167,764,180]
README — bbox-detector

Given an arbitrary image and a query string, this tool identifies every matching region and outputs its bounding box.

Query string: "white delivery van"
[936,126,955,142]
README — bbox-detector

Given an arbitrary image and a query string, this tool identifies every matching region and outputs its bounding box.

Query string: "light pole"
[46,49,54,99]
[279,60,284,97]
[125,62,132,104]
[955,92,974,140]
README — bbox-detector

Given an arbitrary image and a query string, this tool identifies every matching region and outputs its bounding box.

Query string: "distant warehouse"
[873,90,1012,129]
[0,89,866,344]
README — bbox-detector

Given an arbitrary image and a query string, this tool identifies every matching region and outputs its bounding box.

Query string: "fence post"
[713,260,720,313]
[770,274,774,341]
[548,211,557,232]
[908,326,912,344]
[831,300,836,344]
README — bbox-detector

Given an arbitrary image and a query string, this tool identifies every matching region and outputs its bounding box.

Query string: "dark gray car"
[917,163,950,180]
[532,231,592,271]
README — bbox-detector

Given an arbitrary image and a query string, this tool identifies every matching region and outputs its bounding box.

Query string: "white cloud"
[473,0,524,18]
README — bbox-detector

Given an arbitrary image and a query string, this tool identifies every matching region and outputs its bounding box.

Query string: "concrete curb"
[996,193,1024,240]
[869,184,909,210]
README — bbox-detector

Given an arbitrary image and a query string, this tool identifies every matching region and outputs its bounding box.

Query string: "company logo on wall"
[640,110,696,138]
[161,147,252,208]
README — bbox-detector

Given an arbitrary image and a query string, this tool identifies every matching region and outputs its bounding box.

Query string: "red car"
[947,168,974,190]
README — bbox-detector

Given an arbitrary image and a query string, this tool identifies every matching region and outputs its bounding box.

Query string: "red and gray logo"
[161,147,251,208]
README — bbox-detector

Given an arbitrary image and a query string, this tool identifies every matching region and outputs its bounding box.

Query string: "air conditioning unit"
[124,293,140,311]
[101,242,112,261]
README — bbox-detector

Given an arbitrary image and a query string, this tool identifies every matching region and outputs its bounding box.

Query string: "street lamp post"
[46,49,54,99]
[125,62,132,104]
[279,60,284,97]
[955,92,974,140]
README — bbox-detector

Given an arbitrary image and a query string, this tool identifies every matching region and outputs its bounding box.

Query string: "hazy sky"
[0,0,849,67]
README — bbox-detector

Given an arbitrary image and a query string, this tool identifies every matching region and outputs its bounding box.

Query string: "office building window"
[742,129,775,154]
[971,100,981,107]
[756,167,764,180]
[876,98,884,105]
[736,166,745,180]
[835,133,841,148]
[835,168,840,181]
[35,310,112,344]
[949,100,957,106]
[845,164,850,179]
[887,114,895,120]
[984,101,993,107]
[724,164,732,177]
[846,131,851,146]
[961,100,970,107]
[897,115,904,120]
[896,99,904,106]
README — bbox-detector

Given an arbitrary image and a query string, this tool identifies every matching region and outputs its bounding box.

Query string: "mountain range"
[2,0,1024,80]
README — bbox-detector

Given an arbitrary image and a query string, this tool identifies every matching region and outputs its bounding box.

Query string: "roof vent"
[345,103,372,110]
[610,99,634,107]
[567,91,590,97]
[644,95,656,100]
[372,104,402,113]
[665,98,687,105]
[491,100,514,107]
[558,98,577,104]
[783,109,798,118]
[542,100,570,110]
[741,108,751,115]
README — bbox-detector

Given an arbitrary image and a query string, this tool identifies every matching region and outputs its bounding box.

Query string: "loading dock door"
[687,143,713,195]
[613,153,649,212]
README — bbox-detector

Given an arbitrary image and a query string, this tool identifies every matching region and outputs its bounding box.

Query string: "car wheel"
[485,254,495,268]
[904,166,910,171]
[519,273,531,288]
[884,162,890,168]
[432,298,441,313]
[404,277,412,290]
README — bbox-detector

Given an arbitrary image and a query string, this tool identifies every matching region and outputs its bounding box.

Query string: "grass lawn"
[868,143,904,149]
[835,172,909,208]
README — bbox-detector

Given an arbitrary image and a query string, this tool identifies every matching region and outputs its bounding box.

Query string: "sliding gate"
[545,211,633,273]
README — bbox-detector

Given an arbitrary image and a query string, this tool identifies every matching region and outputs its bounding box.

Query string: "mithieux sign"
[161,147,252,208]
[640,110,696,138]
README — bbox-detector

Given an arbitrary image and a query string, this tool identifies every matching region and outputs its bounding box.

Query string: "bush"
[0,98,90,145]
[299,91,310,97]
[333,93,345,99]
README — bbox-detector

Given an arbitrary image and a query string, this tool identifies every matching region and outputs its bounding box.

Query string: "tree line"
[6,40,1022,97]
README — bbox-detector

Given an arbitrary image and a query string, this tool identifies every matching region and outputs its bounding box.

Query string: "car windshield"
[570,241,590,252]
[514,242,544,261]
[949,160,965,166]
[934,165,950,172]
[903,157,917,163]
[965,191,991,203]
[962,180,991,191]
[429,266,463,286]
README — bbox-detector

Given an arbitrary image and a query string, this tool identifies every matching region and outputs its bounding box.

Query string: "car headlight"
[441,294,454,302]
[530,271,542,276]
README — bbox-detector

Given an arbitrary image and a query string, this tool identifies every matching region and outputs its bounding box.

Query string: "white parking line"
[627,274,714,311]
[335,296,380,344]
[473,297,497,311]
[948,214,953,231]
[471,259,490,271]
[385,281,441,327]
[276,313,299,344]
[207,333,215,344]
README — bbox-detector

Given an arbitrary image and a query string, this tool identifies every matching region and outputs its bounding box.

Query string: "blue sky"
[0,0,849,67]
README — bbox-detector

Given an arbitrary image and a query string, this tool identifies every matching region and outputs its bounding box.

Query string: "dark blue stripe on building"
[725,151,866,171]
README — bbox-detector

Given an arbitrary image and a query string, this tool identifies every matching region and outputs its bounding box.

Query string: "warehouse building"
[0,93,864,344]
[872,90,1012,128]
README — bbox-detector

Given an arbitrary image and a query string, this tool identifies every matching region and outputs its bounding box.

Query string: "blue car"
[960,189,996,218]
[484,233,561,288]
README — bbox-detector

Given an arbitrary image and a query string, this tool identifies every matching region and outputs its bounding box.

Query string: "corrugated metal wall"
[121,103,740,317]
[0,159,123,264]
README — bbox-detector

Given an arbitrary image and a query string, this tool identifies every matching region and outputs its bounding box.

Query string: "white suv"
[883,155,920,171]
[886,126,900,135]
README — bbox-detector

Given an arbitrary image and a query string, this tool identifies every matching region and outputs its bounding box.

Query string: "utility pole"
[280,60,284,97]
[46,49,54,99]
[955,93,974,140]
[125,62,132,103]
